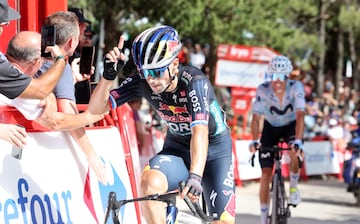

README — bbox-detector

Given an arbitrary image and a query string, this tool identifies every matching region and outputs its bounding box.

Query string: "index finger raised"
[117,35,125,50]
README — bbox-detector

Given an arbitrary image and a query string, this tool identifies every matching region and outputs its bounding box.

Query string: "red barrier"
[114,105,143,224]
[0,104,143,223]
[232,136,242,187]
[0,106,49,131]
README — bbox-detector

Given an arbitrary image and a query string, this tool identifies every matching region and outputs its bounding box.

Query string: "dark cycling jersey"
[109,65,235,221]
[110,65,228,141]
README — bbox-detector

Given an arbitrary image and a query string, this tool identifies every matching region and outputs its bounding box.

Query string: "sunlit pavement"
[176,176,360,223]
[234,176,360,224]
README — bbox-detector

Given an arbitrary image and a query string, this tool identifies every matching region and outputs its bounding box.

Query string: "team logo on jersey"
[269,104,293,115]
[159,102,188,114]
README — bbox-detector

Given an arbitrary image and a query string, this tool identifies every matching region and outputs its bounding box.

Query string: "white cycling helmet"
[132,25,182,70]
[267,55,293,75]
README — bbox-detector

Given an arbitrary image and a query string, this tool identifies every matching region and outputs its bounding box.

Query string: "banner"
[215,44,279,88]
[233,140,341,182]
[0,127,138,224]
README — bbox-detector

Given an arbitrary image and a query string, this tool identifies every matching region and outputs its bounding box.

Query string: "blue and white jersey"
[252,80,306,127]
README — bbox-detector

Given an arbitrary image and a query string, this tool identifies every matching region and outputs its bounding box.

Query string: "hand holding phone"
[79,46,95,74]
[11,146,23,160]
[41,25,56,58]
[11,124,26,160]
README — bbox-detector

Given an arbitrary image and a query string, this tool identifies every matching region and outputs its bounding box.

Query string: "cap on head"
[267,55,293,76]
[0,0,20,24]
[131,25,182,70]
[68,7,91,24]
[85,25,95,35]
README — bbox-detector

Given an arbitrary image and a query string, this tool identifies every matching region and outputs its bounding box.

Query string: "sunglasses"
[271,73,288,81]
[140,66,168,79]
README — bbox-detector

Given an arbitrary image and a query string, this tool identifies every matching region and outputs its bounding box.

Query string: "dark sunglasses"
[140,66,168,79]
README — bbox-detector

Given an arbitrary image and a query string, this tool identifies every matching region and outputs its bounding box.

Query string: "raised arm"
[88,36,126,114]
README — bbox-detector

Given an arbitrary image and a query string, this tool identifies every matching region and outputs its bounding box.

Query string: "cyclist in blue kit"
[88,26,235,224]
[249,55,305,224]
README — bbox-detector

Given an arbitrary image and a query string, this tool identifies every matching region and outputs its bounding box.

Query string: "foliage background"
[68,0,360,99]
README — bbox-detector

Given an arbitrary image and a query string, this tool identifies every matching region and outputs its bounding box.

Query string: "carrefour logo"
[85,159,127,224]
[0,161,126,224]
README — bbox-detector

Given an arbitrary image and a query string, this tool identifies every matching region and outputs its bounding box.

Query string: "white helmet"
[267,55,293,75]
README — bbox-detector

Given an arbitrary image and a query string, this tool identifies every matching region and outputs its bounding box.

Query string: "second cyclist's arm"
[295,110,305,140]
[251,113,262,140]
[293,80,306,140]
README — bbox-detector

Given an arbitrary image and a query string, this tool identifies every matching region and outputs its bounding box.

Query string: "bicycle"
[251,140,301,224]
[103,181,213,224]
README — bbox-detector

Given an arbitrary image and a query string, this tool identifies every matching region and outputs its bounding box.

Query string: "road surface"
[178,176,360,223]
[235,176,360,224]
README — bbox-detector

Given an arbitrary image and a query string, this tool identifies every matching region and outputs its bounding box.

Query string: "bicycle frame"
[251,142,295,224]
[269,145,291,224]
[103,182,213,224]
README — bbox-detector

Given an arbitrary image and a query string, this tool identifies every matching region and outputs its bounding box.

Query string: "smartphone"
[11,146,23,160]
[41,25,56,58]
[79,46,95,74]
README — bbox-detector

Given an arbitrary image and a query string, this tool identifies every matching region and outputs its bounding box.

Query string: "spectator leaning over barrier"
[249,55,305,224]
[1,31,104,129]
[0,0,66,100]
[0,0,64,150]
[88,26,236,224]
[1,31,104,166]
[35,12,107,185]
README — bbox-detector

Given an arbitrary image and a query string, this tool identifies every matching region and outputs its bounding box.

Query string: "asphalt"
[178,176,360,224]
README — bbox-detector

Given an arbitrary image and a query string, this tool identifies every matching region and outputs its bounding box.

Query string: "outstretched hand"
[103,35,128,80]
[0,124,27,148]
[87,152,107,185]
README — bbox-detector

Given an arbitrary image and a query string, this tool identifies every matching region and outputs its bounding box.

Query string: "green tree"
[68,0,360,100]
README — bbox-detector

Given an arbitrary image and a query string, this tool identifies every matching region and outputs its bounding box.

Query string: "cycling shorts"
[146,131,236,221]
[259,120,296,168]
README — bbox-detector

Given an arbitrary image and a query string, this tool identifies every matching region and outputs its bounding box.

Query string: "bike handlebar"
[250,144,300,167]
[104,181,213,224]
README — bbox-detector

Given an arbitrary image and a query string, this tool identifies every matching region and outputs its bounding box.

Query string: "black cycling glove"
[186,173,203,196]
[103,57,125,81]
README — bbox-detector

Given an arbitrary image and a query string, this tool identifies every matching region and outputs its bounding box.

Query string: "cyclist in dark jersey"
[89,26,235,224]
